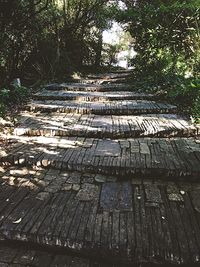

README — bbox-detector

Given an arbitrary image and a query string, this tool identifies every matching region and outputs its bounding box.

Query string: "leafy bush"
[10,85,29,102]
[116,1,200,122]
[0,84,30,117]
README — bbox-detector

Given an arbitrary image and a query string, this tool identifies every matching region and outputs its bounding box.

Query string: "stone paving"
[0,71,200,266]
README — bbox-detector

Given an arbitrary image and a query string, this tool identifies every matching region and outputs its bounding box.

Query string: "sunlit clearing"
[103,22,123,45]
[103,21,136,68]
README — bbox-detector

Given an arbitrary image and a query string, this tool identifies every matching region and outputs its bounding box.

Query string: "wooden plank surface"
[0,168,199,263]
[27,100,177,115]
[1,72,200,265]
[14,113,199,138]
[33,90,155,101]
[1,137,200,179]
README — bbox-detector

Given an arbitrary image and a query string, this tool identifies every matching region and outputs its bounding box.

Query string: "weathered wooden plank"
[145,206,154,260]
[15,113,199,139]
[132,185,143,262]
[93,212,103,246]
[37,192,69,239]
[111,210,120,252]
[158,192,173,262]
[178,200,199,262]
[0,190,40,235]
[29,194,59,237]
[159,187,181,263]
[119,212,127,252]
[183,190,200,253]
[150,206,164,258]
[0,187,29,229]
[52,192,75,241]
[76,202,91,243]
[13,194,51,237]
[101,211,110,248]
[67,201,85,243]
[84,186,100,244]
[126,211,135,255]
[169,201,190,262]
[139,184,149,260]
[59,194,80,244]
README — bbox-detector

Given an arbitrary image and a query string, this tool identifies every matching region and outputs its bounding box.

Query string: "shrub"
[0,84,30,117]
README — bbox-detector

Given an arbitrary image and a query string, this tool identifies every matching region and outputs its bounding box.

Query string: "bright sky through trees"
[103,22,123,45]
[103,22,136,68]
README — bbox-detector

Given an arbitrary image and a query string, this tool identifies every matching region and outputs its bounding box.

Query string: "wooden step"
[44,83,133,92]
[14,113,199,138]
[86,71,132,80]
[1,72,200,265]
[28,100,177,115]
[84,77,129,84]
[33,90,155,101]
[1,137,200,179]
[0,167,200,264]
[87,72,132,78]
[63,77,128,85]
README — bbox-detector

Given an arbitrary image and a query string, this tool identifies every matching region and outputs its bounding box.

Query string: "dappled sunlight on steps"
[0,70,200,265]
[1,136,200,179]
[14,113,199,138]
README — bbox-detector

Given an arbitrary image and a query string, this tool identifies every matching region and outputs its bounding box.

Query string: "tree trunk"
[95,29,103,68]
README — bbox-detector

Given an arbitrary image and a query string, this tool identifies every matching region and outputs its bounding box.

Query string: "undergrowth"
[132,73,200,123]
[0,84,30,117]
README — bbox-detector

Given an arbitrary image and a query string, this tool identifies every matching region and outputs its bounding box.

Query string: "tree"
[118,0,200,78]
[0,0,110,86]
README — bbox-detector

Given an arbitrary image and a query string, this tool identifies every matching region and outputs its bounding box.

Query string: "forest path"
[0,70,200,266]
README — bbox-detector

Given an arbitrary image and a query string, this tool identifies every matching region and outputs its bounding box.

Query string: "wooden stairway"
[0,70,200,265]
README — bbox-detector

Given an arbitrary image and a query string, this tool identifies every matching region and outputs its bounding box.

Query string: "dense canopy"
[0,0,199,119]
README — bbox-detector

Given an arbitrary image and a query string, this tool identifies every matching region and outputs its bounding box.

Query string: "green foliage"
[0,84,30,117]
[0,0,110,86]
[168,77,200,121]
[168,78,200,100]
[131,73,200,122]
[10,85,29,102]
[102,44,119,66]
[117,0,200,77]
[117,0,200,120]
[0,88,10,103]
